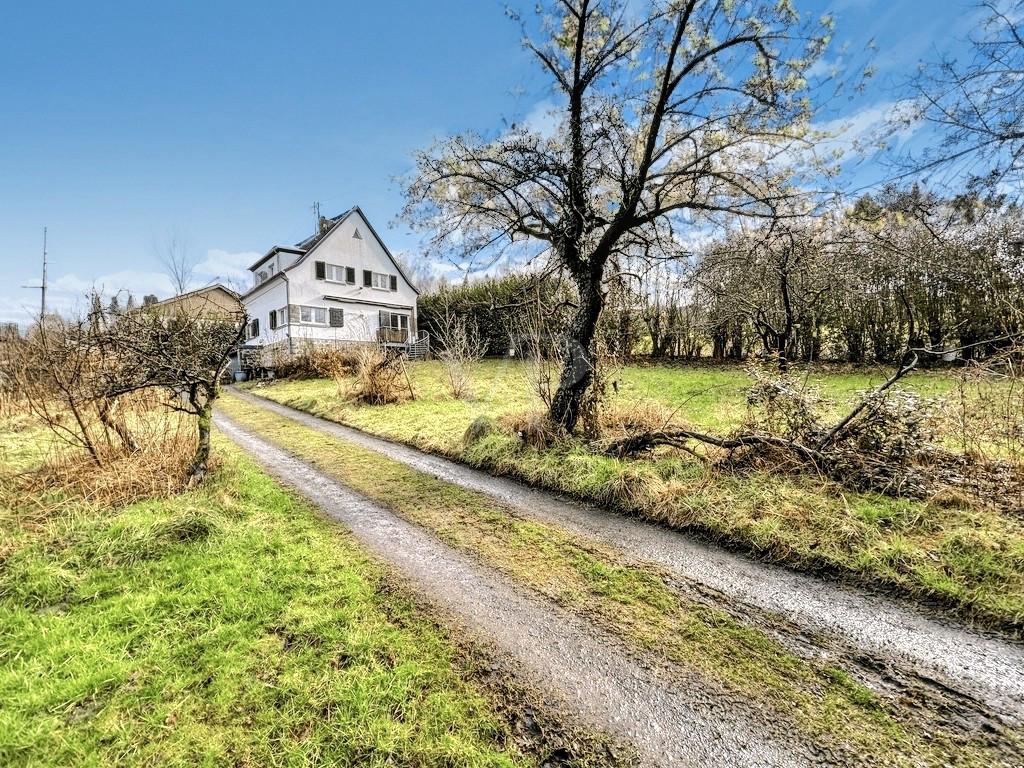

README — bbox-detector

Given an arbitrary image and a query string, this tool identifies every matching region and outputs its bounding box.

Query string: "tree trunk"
[549,275,604,432]
[187,387,215,488]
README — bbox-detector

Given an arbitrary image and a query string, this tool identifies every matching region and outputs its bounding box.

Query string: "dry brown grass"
[500,411,562,449]
[347,346,415,405]
[274,346,362,381]
[3,391,200,509]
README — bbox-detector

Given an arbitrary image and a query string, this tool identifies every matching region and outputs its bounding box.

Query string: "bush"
[347,346,414,405]
[274,346,361,380]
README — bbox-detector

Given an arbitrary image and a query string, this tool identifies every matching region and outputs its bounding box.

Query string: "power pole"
[311,202,321,234]
[41,227,48,320]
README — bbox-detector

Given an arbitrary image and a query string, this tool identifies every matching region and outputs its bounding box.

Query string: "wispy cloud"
[1,248,260,329]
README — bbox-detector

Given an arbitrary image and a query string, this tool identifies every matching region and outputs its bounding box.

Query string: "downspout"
[282,272,293,358]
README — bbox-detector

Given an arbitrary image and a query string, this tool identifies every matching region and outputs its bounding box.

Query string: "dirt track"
[226,388,1024,732]
[215,412,830,767]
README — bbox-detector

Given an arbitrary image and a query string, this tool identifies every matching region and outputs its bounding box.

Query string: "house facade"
[239,207,422,370]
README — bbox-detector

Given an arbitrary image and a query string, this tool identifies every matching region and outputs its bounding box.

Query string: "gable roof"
[248,245,305,273]
[149,284,244,317]
[288,207,420,295]
[152,283,241,307]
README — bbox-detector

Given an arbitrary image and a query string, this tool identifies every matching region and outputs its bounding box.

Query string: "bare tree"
[151,228,200,295]
[7,292,245,487]
[405,0,832,432]
[433,308,488,399]
[902,1,1024,195]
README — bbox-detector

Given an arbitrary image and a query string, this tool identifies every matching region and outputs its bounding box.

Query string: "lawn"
[242,360,1024,633]
[0,420,545,768]
[218,393,1024,768]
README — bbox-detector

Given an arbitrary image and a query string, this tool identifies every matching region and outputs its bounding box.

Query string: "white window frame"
[299,305,327,325]
[324,263,351,283]
[371,272,390,290]
[270,306,287,329]
[381,312,409,331]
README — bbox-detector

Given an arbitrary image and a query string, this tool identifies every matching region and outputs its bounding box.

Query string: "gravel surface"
[216,412,831,767]
[229,389,1024,728]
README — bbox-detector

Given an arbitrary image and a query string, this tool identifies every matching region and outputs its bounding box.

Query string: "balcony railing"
[376,328,409,344]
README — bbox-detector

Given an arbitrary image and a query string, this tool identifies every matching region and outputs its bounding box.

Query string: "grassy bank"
[241,361,1024,633]
[218,393,1021,768]
[0,423,550,767]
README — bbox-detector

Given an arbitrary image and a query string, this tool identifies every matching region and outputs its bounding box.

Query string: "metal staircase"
[406,331,430,361]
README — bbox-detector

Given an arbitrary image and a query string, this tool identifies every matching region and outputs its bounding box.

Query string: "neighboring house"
[239,207,423,372]
[149,284,244,320]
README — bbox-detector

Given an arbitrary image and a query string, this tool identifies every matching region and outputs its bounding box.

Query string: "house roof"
[151,283,241,307]
[248,245,306,273]
[288,206,420,295]
[149,284,244,317]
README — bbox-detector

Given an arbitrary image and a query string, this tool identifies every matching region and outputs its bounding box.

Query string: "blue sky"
[0,0,989,326]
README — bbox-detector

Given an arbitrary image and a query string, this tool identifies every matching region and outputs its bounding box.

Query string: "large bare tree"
[405,0,832,431]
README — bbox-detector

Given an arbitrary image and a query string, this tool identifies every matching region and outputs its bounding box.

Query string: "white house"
[238,207,423,371]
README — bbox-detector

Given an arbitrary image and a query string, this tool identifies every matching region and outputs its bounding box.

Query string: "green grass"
[218,393,1022,768]
[242,361,1024,633]
[0,425,538,768]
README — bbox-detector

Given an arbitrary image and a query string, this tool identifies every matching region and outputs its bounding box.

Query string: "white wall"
[240,209,419,348]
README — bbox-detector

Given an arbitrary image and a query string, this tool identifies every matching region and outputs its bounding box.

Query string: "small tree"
[433,309,488,399]
[100,299,245,485]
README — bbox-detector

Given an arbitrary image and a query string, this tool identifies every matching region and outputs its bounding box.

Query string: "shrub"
[347,346,414,405]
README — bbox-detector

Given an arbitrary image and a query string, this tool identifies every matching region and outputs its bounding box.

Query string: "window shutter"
[346,266,355,284]
[329,308,344,327]
[288,304,300,323]
[269,311,277,331]
[379,309,388,328]
[363,270,373,287]
[252,318,260,336]
[315,261,326,280]
[389,274,398,291]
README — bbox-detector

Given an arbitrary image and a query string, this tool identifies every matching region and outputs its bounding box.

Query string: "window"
[248,318,260,339]
[299,305,327,324]
[317,261,356,284]
[379,311,409,331]
[268,307,286,330]
[364,270,396,290]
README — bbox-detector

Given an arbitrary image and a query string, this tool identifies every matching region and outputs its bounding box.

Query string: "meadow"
[243,359,1024,632]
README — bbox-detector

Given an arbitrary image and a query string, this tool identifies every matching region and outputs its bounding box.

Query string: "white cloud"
[195,249,261,283]
[521,98,561,139]
[813,98,921,165]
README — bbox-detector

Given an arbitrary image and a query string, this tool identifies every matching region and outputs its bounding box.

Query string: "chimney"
[319,216,330,234]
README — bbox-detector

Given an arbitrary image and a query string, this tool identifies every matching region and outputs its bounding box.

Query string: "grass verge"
[0,423,604,768]
[242,362,1024,634]
[218,392,1022,768]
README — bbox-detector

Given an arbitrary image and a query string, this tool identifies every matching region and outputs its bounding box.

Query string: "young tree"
[405,0,832,431]
[151,228,200,295]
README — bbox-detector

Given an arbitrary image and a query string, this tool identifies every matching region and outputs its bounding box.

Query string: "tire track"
[227,387,1024,728]
[215,411,828,768]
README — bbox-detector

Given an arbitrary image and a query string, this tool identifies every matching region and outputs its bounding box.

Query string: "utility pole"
[41,227,48,320]
[311,202,321,235]
[21,227,49,323]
